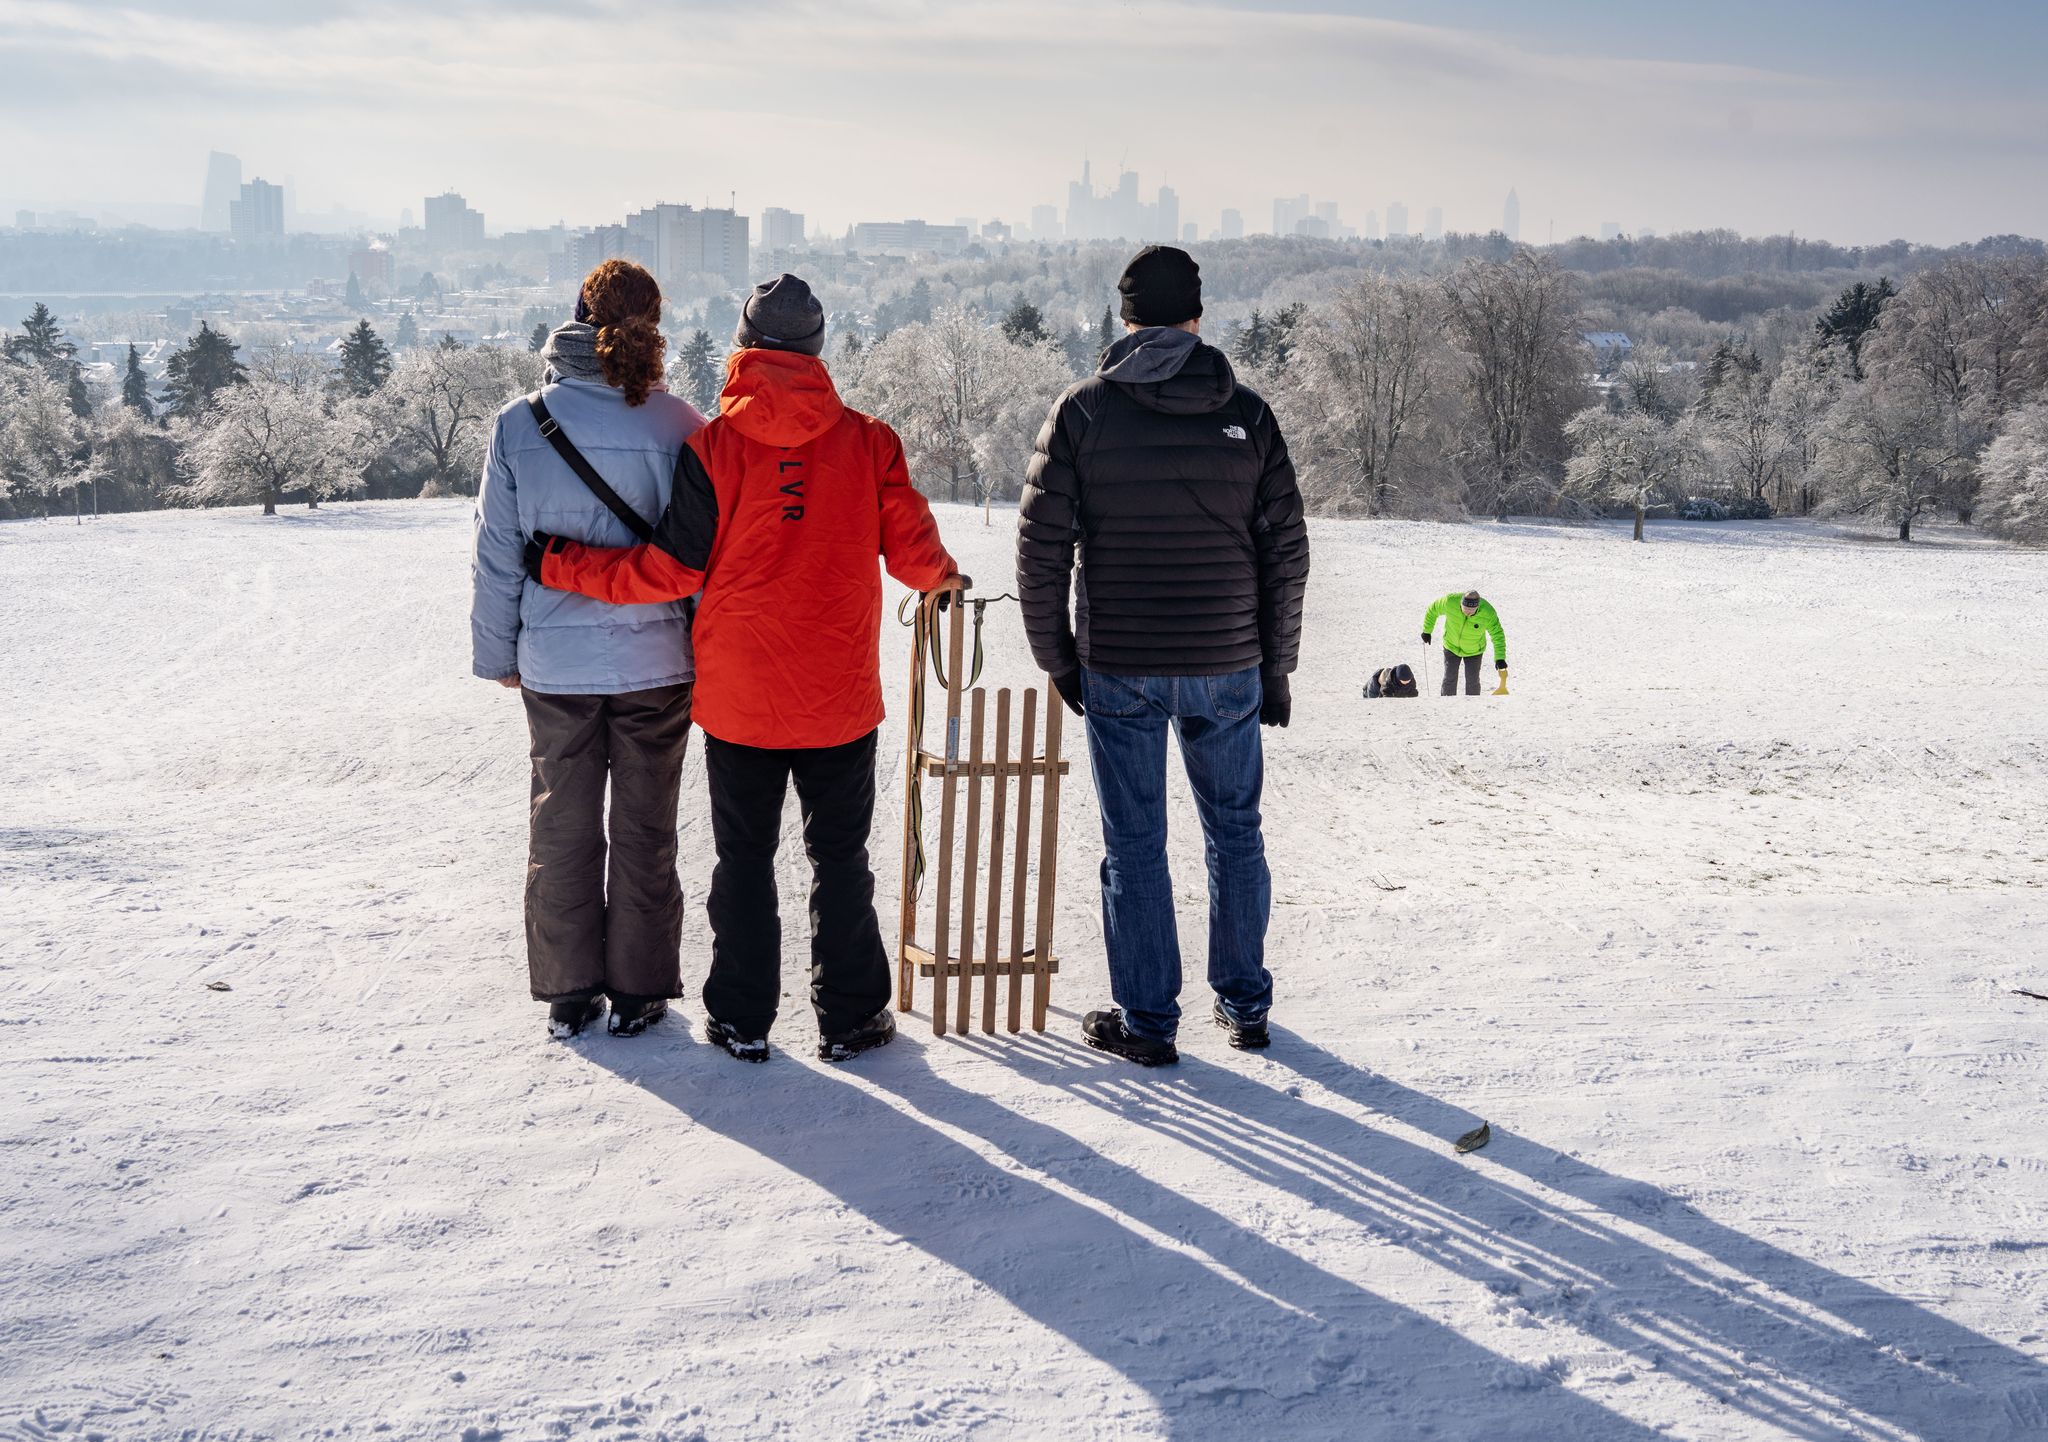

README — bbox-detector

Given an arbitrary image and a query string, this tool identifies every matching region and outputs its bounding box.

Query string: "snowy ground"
[2,499,2045,1442]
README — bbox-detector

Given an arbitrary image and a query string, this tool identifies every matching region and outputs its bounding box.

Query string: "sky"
[3,0,2045,246]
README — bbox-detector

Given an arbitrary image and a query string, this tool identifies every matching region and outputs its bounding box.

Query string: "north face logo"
[1222,424,1248,440]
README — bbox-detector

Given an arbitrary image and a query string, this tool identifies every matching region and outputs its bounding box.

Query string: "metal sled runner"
[896,588,1068,1036]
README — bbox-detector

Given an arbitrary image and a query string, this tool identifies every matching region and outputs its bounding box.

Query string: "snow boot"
[704,1016,770,1063]
[818,1008,896,1064]
[1212,999,1270,1051]
[547,993,606,1040]
[608,994,669,1037]
[1082,1008,1179,1067]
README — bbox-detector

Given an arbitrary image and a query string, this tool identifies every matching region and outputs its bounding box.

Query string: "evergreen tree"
[395,312,419,349]
[160,322,247,419]
[336,319,394,398]
[1814,278,1896,381]
[345,273,367,311]
[1233,308,1271,370]
[839,330,864,362]
[1098,305,1117,353]
[121,344,154,419]
[1268,302,1309,372]
[528,320,549,352]
[907,277,935,326]
[1001,300,1050,347]
[4,302,76,370]
[676,328,722,413]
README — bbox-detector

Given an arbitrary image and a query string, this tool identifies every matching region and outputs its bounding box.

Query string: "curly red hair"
[580,259,665,406]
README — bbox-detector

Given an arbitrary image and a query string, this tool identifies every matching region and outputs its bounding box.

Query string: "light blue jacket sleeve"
[470,415,526,681]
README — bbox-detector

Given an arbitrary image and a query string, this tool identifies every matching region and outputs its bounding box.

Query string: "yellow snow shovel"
[1493,666,1509,697]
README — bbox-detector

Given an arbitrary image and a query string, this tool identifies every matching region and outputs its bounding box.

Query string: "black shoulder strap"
[524,393,654,544]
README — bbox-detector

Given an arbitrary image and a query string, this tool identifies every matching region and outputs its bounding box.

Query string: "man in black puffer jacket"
[1016,245,1310,1066]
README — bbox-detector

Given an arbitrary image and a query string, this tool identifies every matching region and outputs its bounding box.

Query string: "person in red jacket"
[526,273,963,1063]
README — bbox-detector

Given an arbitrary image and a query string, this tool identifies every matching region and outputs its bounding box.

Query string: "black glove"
[523,531,566,584]
[934,574,973,611]
[1260,672,1291,728]
[1050,670,1084,718]
[1421,632,1432,645]
[1496,660,1508,671]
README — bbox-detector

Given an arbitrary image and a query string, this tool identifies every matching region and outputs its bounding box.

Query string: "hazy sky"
[4,0,2045,245]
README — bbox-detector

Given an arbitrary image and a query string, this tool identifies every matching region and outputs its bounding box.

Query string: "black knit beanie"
[734,273,826,356]
[1117,245,1203,327]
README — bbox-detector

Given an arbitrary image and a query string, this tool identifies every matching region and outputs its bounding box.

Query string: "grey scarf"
[540,322,604,385]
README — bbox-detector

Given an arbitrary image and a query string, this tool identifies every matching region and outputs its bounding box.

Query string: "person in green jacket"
[1423,589,1507,695]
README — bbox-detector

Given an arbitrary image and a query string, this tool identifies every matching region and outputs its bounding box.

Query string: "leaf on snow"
[1454,1121,1492,1155]
[204,980,233,992]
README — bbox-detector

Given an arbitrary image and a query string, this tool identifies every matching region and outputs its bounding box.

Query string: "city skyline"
[2,2,2045,247]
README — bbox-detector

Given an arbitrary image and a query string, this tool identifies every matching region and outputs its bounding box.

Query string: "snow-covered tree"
[176,362,375,515]
[845,306,1072,518]
[335,320,394,399]
[1977,402,2048,546]
[1812,369,1963,542]
[1288,275,1447,516]
[670,328,723,414]
[1563,405,1699,542]
[380,341,537,497]
[161,323,247,420]
[1693,344,1787,507]
[0,364,100,518]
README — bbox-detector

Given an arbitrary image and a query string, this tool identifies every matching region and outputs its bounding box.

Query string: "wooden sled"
[896,589,1068,1035]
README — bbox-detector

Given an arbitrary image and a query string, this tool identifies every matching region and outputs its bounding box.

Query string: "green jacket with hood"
[1423,592,1507,663]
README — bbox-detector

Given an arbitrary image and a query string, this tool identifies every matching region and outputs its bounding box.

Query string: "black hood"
[1097,327,1236,415]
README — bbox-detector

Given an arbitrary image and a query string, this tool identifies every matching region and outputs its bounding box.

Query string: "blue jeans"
[1082,667,1274,1042]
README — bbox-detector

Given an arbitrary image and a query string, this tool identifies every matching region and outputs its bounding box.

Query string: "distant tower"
[1386,201,1409,239]
[201,151,241,233]
[1424,206,1443,241]
[1503,187,1521,243]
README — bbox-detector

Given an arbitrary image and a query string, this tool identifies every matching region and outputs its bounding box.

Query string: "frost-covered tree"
[335,320,394,399]
[93,402,180,508]
[4,303,75,372]
[1765,349,1842,514]
[176,361,375,515]
[1813,278,1895,381]
[1692,342,1787,506]
[1001,300,1050,347]
[1976,402,2048,546]
[1813,369,1963,542]
[394,312,419,350]
[1288,275,1447,515]
[1440,250,1589,518]
[381,341,537,497]
[0,364,100,518]
[846,306,1072,518]
[1563,405,1698,541]
[671,328,723,414]
[121,344,154,420]
[160,323,247,419]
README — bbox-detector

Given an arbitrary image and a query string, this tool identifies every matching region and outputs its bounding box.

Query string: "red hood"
[719,348,845,447]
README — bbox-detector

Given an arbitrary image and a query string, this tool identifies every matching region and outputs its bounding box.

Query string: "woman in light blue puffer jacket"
[470,259,708,1039]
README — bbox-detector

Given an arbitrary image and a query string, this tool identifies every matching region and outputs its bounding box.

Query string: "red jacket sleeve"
[873,422,957,592]
[541,541,704,605]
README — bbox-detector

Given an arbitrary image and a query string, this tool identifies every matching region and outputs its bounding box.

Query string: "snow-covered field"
[3,500,2045,1442]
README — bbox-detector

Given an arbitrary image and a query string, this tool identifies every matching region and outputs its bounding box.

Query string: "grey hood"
[1097,326,1236,415]
[540,322,605,385]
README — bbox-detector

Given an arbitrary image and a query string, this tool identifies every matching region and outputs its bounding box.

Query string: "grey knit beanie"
[735,273,826,356]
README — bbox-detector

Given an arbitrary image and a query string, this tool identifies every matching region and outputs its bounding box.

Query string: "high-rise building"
[200,151,241,233]
[625,203,751,290]
[1273,194,1310,236]
[1600,221,1623,242]
[1029,204,1060,241]
[348,245,395,293]
[1061,160,1179,241]
[1314,201,1341,231]
[229,178,284,240]
[760,207,805,252]
[1386,201,1409,239]
[1502,188,1521,243]
[1155,186,1179,246]
[1295,216,1331,239]
[424,191,486,251]
[573,224,633,275]
[851,219,970,257]
[1181,221,1198,245]
[1220,208,1243,241]
[1364,209,1379,241]
[1424,206,1444,241]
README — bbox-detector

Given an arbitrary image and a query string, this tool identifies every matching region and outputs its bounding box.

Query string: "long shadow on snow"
[1016,1025,2047,1442]
[590,1032,1668,1442]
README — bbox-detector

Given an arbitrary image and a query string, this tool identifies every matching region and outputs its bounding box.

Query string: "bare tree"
[1440,250,1589,518]
[176,363,374,515]
[0,364,98,520]
[1291,275,1447,515]
[1696,352,1788,506]
[383,341,538,497]
[1813,369,1965,542]
[1977,401,2048,546]
[1563,406,1698,541]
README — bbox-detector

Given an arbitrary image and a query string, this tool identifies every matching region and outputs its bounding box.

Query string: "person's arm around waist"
[531,433,719,606]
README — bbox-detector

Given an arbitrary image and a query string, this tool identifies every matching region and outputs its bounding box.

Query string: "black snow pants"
[522,683,693,1002]
[1441,651,1482,696]
[702,729,892,1037]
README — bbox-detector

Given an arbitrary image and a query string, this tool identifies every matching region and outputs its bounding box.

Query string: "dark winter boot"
[1082,1009,1179,1067]
[608,994,669,1037]
[1212,999,1270,1051]
[547,992,606,1040]
[705,1016,771,1063]
[818,1008,896,1063]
